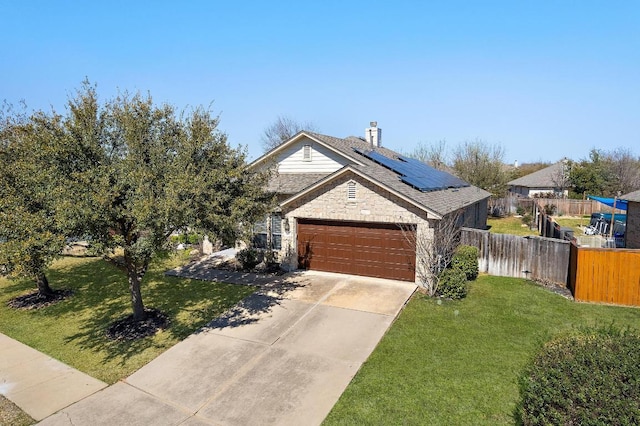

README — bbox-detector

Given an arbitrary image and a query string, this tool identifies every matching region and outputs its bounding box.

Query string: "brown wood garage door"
[297,219,416,281]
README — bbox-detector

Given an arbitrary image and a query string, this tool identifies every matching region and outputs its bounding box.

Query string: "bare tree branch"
[549,159,570,198]
[452,139,507,196]
[407,140,449,171]
[261,115,318,152]
[399,211,462,296]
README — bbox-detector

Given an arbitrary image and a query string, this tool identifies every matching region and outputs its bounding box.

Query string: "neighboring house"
[249,123,491,283]
[508,161,569,198]
[622,189,640,249]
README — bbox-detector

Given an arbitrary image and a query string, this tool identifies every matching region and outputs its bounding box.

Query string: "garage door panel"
[297,219,415,281]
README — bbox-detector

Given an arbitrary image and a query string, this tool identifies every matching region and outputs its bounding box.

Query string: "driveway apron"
[38,271,416,426]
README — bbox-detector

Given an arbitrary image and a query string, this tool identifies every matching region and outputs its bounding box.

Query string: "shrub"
[235,247,263,271]
[170,233,201,245]
[516,206,526,216]
[518,327,640,425]
[451,245,479,281]
[262,250,281,273]
[521,213,533,228]
[437,268,467,300]
[543,204,556,215]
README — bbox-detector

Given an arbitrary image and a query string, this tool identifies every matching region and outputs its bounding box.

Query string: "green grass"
[0,395,34,426]
[323,275,640,425]
[555,216,591,235]
[487,216,538,236]
[0,255,254,384]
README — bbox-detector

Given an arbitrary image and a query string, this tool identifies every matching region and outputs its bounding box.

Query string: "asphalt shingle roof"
[622,189,640,202]
[507,162,566,188]
[302,132,490,216]
[266,173,329,195]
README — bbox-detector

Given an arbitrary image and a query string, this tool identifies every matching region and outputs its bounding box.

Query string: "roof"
[266,173,328,195]
[622,190,640,202]
[261,131,491,217]
[508,162,566,188]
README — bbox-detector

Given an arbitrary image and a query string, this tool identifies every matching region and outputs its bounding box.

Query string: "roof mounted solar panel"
[353,147,470,192]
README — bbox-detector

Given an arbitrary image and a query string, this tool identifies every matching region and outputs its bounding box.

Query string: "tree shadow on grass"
[43,258,152,358]
[3,255,312,370]
[198,271,309,332]
[59,257,308,365]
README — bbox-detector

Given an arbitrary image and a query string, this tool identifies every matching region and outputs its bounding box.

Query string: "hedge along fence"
[461,228,570,285]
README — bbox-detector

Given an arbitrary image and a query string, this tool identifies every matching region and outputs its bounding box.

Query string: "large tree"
[61,83,273,320]
[568,148,640,198]
[607,147,640,196]
[452,139,508,196]
[261,115,318,152]
[0,106,67,297]
[568,149,612,198]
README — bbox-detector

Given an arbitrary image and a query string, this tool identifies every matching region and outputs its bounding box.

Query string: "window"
[271,213,282,250]
[252,213,282,250]
[303,145,312,161]
[347,181,356,200]
[252,217,268,249]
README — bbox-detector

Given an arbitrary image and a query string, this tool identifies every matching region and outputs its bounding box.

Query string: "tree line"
[0,81,272,322]
[261,116,639,199]
[408,141,640,198]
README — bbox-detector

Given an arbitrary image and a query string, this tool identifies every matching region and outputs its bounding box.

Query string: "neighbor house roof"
[508,162,566,188]
[260,131,490,217]
[622,190,640,203]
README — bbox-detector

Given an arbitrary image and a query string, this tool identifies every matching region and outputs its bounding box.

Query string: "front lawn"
[0,255,254,384]
[324,275,640,425]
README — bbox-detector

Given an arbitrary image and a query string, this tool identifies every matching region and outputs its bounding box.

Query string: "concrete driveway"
[39,271,416,426]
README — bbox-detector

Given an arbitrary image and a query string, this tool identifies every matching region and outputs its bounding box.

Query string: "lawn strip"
[324,275,640,425]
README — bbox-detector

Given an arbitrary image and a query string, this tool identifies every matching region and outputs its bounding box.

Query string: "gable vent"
[303,145,312,161]
[347,181,356,200]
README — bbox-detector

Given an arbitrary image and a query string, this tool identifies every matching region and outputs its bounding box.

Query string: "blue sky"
[2,1,639,163]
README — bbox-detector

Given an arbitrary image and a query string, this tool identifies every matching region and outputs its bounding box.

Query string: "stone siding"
[279,172,432,284]
[626,201,640,249]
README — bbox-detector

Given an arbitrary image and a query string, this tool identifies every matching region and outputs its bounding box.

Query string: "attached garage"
[297,219,416,281]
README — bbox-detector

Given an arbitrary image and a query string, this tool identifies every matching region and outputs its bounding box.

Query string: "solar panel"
[353,147,469,192]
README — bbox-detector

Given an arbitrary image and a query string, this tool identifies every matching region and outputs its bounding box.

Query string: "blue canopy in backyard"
[587,195,628,211]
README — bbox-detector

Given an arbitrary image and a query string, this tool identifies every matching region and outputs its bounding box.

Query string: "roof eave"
[249,131,366,169]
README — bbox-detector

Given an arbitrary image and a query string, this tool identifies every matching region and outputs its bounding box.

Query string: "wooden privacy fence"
[539,199,618,216]
[569,243,640,306]
[461,228,570,285]
[493,196,619,216]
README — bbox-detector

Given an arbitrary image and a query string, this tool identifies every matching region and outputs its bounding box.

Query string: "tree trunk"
[36,273,54,297]
[124,251,146,321]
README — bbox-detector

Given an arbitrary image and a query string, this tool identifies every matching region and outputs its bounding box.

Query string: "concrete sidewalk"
[0,333,107,421]
[38,272,416,425]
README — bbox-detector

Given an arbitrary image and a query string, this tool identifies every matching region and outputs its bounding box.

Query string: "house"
[249,123,491,283]
[508,161,569,198]
[622,190,640,249]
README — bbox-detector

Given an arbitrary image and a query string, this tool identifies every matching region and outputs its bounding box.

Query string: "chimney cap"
[370,121,377,127]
